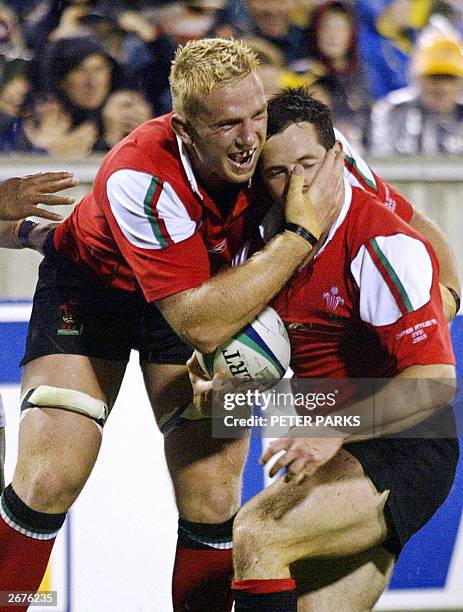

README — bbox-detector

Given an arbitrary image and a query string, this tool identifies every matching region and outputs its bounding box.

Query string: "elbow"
[182,326,222,355]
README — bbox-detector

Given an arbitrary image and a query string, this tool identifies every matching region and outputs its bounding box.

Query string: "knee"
[233,505,272,576]
[14,462,86,513]
[187,484,240,523]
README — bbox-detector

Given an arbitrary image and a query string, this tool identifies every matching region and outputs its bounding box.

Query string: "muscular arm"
[409,209,461,318]
[158,152,345,353]
[341,363,456,442]
[158,230,313,353]
[262,363,456,479]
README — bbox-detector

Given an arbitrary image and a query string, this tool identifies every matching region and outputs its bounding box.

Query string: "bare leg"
[13,355,127,512]
[293,545,395,612]
[233,448,390,580]
[143,362,249,611]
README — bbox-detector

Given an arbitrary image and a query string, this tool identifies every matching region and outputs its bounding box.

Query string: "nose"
[236,119,257,148]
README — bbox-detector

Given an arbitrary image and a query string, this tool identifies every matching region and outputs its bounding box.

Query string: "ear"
[171,113,193,146]
[334,139,343,155]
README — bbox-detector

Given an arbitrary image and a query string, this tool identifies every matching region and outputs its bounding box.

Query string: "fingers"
[28,207,64,222]
[35,176,80,194]
[36,194,75,207]
[260,437,291,465]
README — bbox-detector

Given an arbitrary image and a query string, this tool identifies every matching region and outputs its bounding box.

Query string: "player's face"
[259,122,327,205]
[186,72,267,189]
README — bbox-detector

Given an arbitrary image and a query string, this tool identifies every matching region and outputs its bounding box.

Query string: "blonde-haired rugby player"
[0,39,458,612]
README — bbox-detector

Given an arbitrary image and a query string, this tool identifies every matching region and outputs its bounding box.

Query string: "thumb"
[286,164,304,201]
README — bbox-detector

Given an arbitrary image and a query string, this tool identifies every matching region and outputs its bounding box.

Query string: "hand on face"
[284,146,344,238]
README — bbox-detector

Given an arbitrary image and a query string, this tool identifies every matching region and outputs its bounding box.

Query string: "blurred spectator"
[94,89,152,151]
[304,1,372,149]
[355,0,431,99]
[212,0,307,65]
[0,56,31,151]
[116,10,175,116]
[21,35,125,156]
[370,27,463,155]
[161,0,226,44]
[22,0,99,53]
[0,0,30,57]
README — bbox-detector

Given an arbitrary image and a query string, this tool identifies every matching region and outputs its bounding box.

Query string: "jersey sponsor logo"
[323,286,345,311]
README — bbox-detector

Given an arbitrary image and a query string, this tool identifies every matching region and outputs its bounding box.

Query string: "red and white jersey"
[53,116,414,303]
[269,182,454,378]
[54,114,261,302]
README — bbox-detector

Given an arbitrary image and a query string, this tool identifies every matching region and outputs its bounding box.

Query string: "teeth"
[230,149,255,164]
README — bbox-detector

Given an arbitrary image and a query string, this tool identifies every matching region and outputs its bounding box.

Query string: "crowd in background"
[1,0,463,157]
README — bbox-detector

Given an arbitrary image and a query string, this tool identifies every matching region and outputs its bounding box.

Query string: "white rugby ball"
[195,306,290,381]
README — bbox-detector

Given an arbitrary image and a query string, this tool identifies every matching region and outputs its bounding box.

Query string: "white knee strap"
[21,386,108,432]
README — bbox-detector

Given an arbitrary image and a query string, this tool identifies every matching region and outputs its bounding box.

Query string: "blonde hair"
[170,38,260,117]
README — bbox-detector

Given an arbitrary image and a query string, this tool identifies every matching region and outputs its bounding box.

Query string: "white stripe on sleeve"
[350,234,433,326]
[107,169,196,249]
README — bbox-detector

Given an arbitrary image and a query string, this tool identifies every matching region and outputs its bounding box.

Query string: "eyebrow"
[213,104,267,127]
[264,154,319,171]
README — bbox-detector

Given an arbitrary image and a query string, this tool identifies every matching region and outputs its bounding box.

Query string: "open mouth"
[228,148,257,171]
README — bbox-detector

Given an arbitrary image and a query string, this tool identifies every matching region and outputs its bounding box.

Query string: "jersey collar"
[259,178,352,257]
[176,135,203,201]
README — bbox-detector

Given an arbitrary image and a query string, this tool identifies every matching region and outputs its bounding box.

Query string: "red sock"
[0,485,65,612]
[0,516,55,611]
[172,538,234,612]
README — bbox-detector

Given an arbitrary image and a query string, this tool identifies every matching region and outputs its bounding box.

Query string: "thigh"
[293,545,395,612]
[237,448,390,564]
[143,362,250,522]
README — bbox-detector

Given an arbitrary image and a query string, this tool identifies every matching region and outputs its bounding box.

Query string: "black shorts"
[345,405,460,555]
[21,247,193,367]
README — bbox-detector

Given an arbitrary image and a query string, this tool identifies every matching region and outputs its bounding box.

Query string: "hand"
[0,172,78,221]
[186,353,214,415]
[102,90,152,147]
[261,434,344,483]
[118,11,159,42]
[285,147,345,238]
[49,6,87,41]
[440,283,459,322]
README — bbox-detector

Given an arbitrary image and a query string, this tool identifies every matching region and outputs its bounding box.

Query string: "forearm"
[410,209,460,294]
[158,231,312,353]
[340,364,456,443]
[0,221,21,249]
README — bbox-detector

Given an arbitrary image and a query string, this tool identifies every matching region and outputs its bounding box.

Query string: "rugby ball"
[195,306,290,381]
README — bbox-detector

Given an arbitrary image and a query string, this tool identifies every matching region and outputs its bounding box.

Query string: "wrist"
[446,286,461,316]
[284,223,319,247]
[15,219,38,249]
[282,228,314,253]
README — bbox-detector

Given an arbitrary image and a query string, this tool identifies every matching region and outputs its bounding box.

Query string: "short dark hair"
[266,87,336,150]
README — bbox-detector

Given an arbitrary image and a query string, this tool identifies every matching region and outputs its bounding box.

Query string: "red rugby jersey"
[53,117,413,303]
[54,114,261,302]
[270,183,454,378]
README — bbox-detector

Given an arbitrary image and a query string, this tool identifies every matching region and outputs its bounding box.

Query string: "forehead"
[196,72,266,122]
[261,122,323,166]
